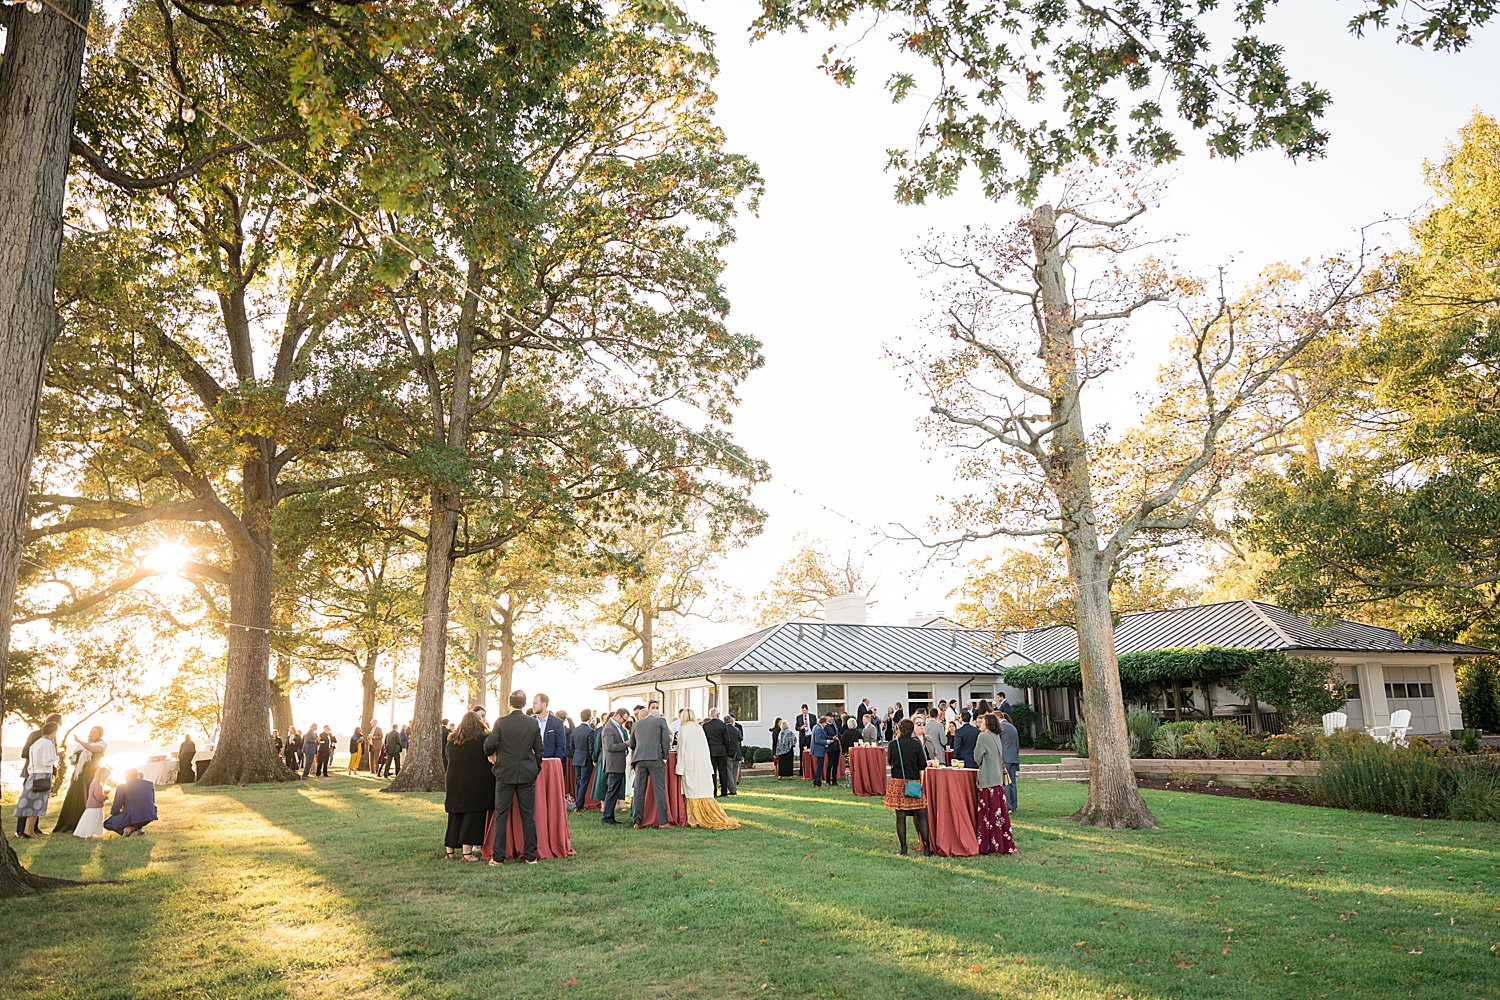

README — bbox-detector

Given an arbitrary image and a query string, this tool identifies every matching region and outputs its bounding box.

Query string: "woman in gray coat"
[972,714,1017,854]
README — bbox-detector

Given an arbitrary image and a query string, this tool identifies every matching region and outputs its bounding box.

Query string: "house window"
[727,685,759,723]
[969,684,995,705]
[907,689,932,716]
[1345,683,1361,700]
[816,683,846,719]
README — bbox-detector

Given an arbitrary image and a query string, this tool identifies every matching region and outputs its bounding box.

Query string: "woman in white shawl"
[675,710,740,830]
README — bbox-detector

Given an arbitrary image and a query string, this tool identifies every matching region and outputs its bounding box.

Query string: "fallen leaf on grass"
[563,978,580,986]
[1073,942,1086,948]
[970,965,982,973]
[759,939,769,945]
[1174,959,1193,969]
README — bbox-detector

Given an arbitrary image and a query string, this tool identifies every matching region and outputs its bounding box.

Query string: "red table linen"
[849,746,886,796]
[481,758,575,861]
[922,766,979,857]
[637,750,687,828]
[800,750,846,781]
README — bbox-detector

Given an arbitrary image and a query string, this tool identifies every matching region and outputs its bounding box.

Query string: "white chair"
[1369,709,1413,745]
[1322,711,1348,737]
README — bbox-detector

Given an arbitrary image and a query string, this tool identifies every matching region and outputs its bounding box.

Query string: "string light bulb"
[181,106,196,123]
[409,258,422,272]
[26,0,42,13]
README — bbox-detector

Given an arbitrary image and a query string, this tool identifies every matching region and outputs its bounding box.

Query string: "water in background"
[1,739,172,795]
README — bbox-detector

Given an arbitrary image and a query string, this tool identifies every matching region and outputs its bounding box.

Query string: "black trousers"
[601,771,624,822]
[820,751,839,784]
[382,750,401,777]
[711,755,731,797]
[445,810,487,849]
[493,780,537,860]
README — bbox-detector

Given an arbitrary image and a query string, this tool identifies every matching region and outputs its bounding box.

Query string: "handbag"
[30,773,52,794]
[896,740,923,799]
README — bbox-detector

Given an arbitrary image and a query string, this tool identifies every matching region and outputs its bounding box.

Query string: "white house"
[595,595,1013,749]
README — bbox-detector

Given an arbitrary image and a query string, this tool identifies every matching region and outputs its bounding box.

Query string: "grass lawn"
[4,775,1498,999]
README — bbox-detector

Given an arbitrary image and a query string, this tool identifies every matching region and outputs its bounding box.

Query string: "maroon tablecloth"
[800,749,845,781]
[923,766,979,857]
[563,760,603,811]
[481,758,575,861]
[638,750,687,827]
[849,746,886,796]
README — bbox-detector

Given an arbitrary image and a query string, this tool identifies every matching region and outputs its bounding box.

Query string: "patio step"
[1020,758,1090,782]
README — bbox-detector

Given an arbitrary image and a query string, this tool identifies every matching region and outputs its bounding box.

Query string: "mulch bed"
[1135,776,1324,807]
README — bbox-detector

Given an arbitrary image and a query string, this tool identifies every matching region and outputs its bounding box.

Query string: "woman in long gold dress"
[675,710,740,830]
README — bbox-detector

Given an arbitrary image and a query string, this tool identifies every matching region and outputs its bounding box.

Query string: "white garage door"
[1383,665,1441,734]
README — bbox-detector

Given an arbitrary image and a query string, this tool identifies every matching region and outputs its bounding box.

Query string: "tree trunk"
[361,646,378,734]
[269,654,293,736]
[471,621,488,711]
[0,0,91,899]
[197,457,294,786]
[384,496,458,792]
[387,259,480,793]
[498,604,514,707]
[1068,561,1157,829]
[1030,203,1155,830]
[640,607,654,671]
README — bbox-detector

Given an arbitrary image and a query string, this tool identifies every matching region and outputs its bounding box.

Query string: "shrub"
[1126,706,1159,758]
[744,746,773,764]
[1168,769,1198,787]
[1008,702,1036,732]
[1313,731,1500,819]
[1460,730,1482,754]
[1071,724,1089,758]
[1251,777,1280,798]
[1234,651,1347,729]
[1152,723,1193,759]
[1262,733,1314,760]
[1183,723,1221,759]
[1034,730,1056,750]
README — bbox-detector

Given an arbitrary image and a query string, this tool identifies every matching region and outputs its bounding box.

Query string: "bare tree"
[903,174,1365,828]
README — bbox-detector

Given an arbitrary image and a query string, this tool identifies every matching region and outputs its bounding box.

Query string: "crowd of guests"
[11,713,159,840]
[439,692,744,864]
[763,696,1021,856]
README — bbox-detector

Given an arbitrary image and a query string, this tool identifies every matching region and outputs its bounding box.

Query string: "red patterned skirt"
[976,783,1017,854]
[884,776,925,810]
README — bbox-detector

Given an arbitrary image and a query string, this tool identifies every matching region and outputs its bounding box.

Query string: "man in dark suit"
[532,693,568,759]
[702,710,731,798]
[381,725,403,777]
[809,714,830,788]
[795,704,814,775]
[629,705,672,828]
[821,716,842,786]
[599,708,630,824]
[856,698,874,725]
[952,710,980,769]
[570,709,596,809]
[484,689,544,863]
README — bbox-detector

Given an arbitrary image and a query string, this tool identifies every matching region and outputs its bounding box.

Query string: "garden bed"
[1135,775,1324,806]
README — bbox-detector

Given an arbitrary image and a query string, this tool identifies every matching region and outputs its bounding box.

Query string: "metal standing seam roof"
[1008,599,1492,664]
[598,599,1491,691]
[597,620,1009,690]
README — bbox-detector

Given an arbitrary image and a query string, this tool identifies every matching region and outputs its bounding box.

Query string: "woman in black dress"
[53,726,106,835]
[443,711,493,861]
[884,718,931,856]
[772,718,796,778]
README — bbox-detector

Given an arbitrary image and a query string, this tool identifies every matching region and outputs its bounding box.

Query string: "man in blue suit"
[532,693,567,759]
[952,710,980,769]
[810,713,831,788]
[570,709,596,808]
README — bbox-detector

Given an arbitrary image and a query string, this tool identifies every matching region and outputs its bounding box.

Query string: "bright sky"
[8,2,1500,750]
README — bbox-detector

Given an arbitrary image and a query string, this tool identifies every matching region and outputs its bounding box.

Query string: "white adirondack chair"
[1370,709,1413,745]
[1322,711,1348,737]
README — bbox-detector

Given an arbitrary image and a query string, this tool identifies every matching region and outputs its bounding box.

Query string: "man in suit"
[999,713,1021,812]
[856,698,873,726]
[952,710,980,769]
[570,709,596,809]
[922,711,947,762]
[531,693,567,759]
[382,725,403,777]
[795,704,814,775]
[629,704,672,828]
[317,725,333,776]
[723,714,743,793]
[998,695,1012,718]
[809,713,831,788]
[861,714,880,743]
[484,689,544,863]
[302,724,321,778]
[822,716,842,785]
[702,710,731,797]
[366,723,382,773]
[600,708,630,825]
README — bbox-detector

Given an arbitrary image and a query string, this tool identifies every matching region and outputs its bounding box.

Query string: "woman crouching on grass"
[884,718,931,856]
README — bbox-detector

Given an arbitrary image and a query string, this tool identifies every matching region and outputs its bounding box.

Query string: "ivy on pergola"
[1002,646,1263,691]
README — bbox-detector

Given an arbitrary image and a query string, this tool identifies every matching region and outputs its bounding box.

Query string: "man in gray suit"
[861,715,881,743]
[999,713,1021,812]
[629,705,672,828]
[600,708,630,825]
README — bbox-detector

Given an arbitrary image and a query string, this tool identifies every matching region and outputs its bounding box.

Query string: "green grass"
[4,774,1499,999]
